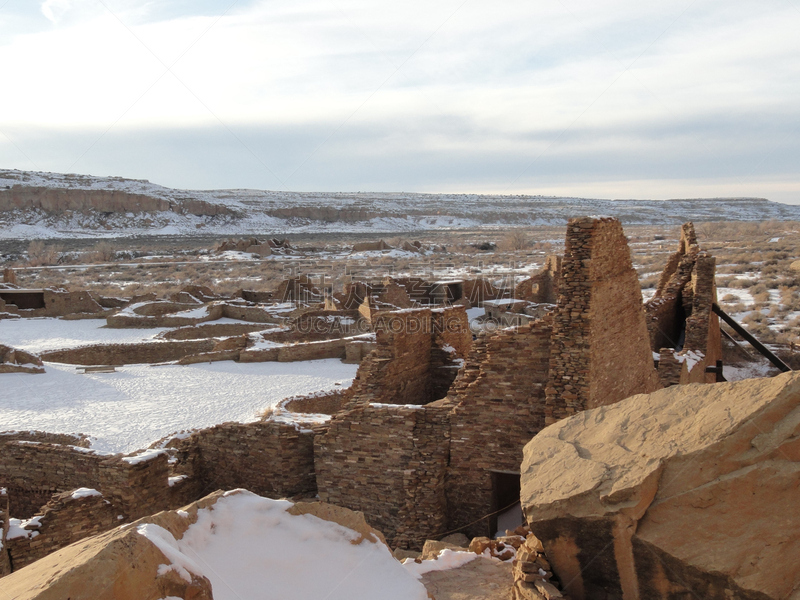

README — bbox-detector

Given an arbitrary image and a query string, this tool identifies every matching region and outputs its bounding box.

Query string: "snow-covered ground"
[137,490,431,600]
[1,317,168,353]
[0,360,356,454]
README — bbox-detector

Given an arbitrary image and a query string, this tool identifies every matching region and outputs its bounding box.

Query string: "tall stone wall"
[645,223,722,386]
[446,318,553,538]
[314,402,450,549]
[546,217,660,422]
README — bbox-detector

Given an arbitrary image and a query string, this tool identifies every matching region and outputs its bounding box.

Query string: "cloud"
[40,0,72,23]
[0,0,797,203]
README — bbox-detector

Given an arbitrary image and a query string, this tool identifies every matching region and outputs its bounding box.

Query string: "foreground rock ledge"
[520,372,800,600]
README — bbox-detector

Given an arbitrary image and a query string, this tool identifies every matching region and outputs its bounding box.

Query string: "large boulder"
[1,490,429,600]
[520,372,800,600]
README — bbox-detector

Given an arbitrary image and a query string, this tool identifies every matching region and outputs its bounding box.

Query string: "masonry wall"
[314,403,450,549]
[41,339,216,365]
[346,309,434,405]
[0,488,10,577]
[445,317,553,539]
[546,217,660,422]
[0,442,104,517]
[174,420,318,500]
[98,454,173,521]
[5,491,117,571]
[645,223,722,386]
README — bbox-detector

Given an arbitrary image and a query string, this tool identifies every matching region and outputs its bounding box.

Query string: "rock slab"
[521,372,800,600]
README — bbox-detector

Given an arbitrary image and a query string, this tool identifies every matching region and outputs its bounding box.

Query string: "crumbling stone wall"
[515,255,562,304]
[346,309,435,405]
[546,217,660,423]
[0,289,104,317]
[445,317,553,539]
[5,490,117,571]
[160,322,272,340]
[315,402,450,549]
[174,420,318,500]
[645,223,722,386]
[462,278,502,307]
[0,344,44,374]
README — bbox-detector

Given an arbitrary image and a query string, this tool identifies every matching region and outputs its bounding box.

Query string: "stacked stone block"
[174,420,318,500]
[446,318,553,539]
[5,490,117,571]
[315,402,450,549]
[546,217,660,423]
[0,442,103,518]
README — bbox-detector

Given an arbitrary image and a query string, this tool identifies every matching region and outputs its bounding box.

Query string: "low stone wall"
[106,304,223,328]
[5,490,117,571]
[160,322,270,340]
[1,344,44,374]
[0,443,193,573]
[220,303,285,323]
[41,339,215,365]
[277,338,347,362]
[0,431,89,447]
[174,420,318,500]
[280,391,348,415]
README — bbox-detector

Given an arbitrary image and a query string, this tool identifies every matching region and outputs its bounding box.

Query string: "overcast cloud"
[0,0,798,203]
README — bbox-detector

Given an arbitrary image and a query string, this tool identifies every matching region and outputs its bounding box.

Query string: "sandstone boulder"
[521,372,800,600]
[421,539,467,560]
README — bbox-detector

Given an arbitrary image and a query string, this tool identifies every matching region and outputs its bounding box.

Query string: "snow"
[168,475,188,487]
[674,350,704,371]
[0,359,357,454]
[7,516,42,540]
[0,317,168,353]
[139,491,428,600]
[70,487,102,500]
[402,549,479,578]
[267,407,331,432]
[122,448,168,465]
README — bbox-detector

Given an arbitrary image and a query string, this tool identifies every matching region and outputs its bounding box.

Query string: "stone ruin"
[645,222,722,386]
[1,217,731,583]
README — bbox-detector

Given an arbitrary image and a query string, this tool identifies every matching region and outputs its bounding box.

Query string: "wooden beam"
[712,304,791,373]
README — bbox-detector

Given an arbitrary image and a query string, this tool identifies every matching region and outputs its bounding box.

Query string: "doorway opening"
[489,471,522,538]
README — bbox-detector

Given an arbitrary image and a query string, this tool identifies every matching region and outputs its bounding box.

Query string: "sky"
[1,0,799,203]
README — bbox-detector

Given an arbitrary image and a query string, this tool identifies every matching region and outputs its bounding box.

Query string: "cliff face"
[0,186,234,217]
